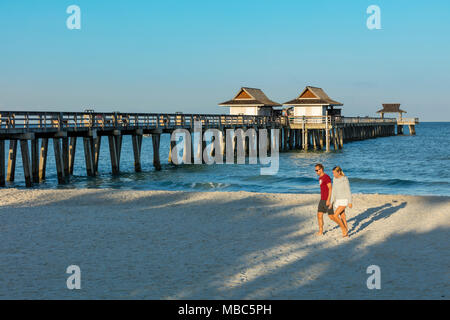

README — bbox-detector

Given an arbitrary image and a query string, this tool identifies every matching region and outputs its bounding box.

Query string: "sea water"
[4,122,450,196]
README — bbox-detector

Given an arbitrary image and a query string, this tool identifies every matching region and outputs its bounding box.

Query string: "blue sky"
[0,0,449,121]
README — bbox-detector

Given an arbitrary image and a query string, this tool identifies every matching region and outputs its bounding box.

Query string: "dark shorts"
[318,200,334,215]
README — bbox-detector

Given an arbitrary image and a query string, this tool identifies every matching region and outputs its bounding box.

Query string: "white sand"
[0,189,449,299]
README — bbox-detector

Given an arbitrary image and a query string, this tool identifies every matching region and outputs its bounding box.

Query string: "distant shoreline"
[1,187,449,199]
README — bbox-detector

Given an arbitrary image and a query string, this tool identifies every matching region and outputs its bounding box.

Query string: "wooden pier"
[0,111,418,187]
[285,115,419,151]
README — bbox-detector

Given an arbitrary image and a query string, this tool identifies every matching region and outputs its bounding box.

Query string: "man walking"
[315,163,332,235]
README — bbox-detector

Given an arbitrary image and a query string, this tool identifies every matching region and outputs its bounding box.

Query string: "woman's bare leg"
[340,211,348,230]
[330,206,348,237]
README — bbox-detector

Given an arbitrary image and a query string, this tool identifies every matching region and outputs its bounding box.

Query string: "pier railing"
[288,115,398,126]
[0,111,417,133]
[288,116,331,125]
[397,117,420,125]
[0,111,281,131]
[337,117,397,124]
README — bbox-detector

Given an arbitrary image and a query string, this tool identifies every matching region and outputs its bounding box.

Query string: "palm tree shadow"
[348,202,407,236]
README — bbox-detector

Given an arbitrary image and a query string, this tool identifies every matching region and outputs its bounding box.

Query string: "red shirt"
[319,174,331,200]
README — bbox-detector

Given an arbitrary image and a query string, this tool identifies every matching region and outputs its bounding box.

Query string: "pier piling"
[108,135,121,175]
[7,140,17,182]
[20,140,32,187]
[151,133,162,171]
[83,137,95,177]
[68,137,76,175]
[132,133,143,172]
[62,137,70,180]
[39,138,48,182]
[0,140,5,187]
[31,139,39,183]
[53,138,65,184]
[93,136,101,175]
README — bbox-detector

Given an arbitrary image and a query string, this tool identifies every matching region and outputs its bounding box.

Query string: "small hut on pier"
[283,86,343,117]
[219,87,281,116]
[377,104,406,119]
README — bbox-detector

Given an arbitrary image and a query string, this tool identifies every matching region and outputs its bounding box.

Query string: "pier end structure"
[377,103,418,135]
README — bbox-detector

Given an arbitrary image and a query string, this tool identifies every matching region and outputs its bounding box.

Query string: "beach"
[0,188,449,299]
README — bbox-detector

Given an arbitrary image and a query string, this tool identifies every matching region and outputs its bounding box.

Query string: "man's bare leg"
[317,212,324,235]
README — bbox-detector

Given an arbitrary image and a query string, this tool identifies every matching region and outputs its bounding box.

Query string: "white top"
[330,175,352,204]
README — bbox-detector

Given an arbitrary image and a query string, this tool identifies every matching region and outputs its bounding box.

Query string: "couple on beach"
[315,163,352,238]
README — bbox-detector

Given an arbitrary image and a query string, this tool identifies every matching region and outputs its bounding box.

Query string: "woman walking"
[329,166,352,238]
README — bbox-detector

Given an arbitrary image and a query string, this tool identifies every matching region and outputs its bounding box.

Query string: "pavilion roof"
[376,104,406,113]
[219,87,281,107]
[283,86,343,106]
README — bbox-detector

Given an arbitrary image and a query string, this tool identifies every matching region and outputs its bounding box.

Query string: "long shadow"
[265,226,450,300]
[348,202,407,236]
[0,189,313,299]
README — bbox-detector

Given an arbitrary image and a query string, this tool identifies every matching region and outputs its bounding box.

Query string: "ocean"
[5,122,450,196]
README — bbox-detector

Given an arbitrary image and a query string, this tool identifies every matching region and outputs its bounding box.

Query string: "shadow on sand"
[348,202,407,236]
[0,191,448,300]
